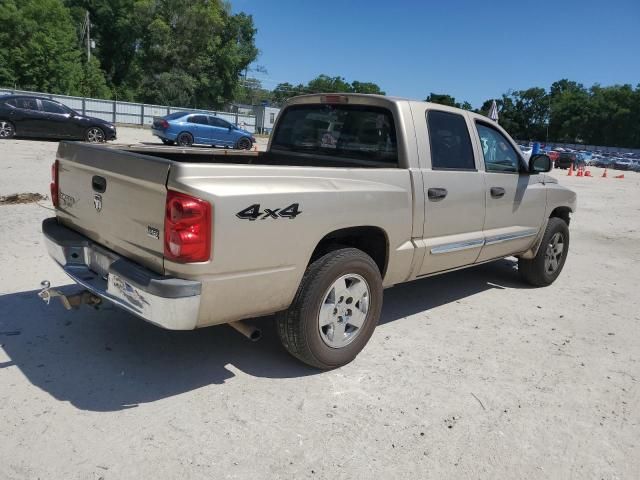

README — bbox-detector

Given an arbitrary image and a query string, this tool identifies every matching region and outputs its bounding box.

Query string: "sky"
[232,0,640,107]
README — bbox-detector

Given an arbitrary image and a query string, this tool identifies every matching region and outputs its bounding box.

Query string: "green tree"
[64,0,140,92]
[0,0,89,94]
[425,93,472,110]
[122,0,258,107]
[271,82,303,106]
[306,74,353,93]
[425,93,458,107]
[351,81,385,95]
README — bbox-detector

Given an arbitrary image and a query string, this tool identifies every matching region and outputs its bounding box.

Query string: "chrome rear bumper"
[42,217,201,330]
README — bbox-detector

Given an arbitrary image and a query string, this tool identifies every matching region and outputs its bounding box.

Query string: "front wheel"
[0,120,15,139]
[519,217,570,287]
[85,127,105,143]
[276,248,383,369]
[235,137,252,150]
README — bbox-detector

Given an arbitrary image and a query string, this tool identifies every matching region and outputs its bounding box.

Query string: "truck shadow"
[0,259,526,412]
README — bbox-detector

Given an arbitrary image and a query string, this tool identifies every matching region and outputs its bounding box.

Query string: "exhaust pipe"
[228,321,262,342]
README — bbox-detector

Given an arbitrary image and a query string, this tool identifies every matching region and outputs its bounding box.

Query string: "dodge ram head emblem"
[93,193,103,212]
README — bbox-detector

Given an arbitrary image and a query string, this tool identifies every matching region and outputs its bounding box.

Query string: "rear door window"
[427,110,475,170]
[15,97,39,111]
[271,104,398,166]
[3,98,16,108]
[188,115,208,125]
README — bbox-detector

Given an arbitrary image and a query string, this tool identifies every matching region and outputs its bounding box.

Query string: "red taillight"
[161,119,169,129]
[321,95,349,104]
[164,190,211,263]
[50,160,59,208]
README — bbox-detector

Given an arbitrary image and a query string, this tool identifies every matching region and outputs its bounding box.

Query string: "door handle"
[428,188,448,200]
[490,187,505,198]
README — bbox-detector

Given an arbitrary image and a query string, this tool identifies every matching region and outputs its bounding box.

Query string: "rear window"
[271,105,398,166]
[165,111,188,120]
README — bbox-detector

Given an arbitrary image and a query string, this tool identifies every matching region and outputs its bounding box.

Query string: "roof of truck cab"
[284,93,493,121]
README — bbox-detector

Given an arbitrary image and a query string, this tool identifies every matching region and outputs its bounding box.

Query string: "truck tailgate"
[55,142,170,273]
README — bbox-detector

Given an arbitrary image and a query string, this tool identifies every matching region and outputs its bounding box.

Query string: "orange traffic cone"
[602,168,608,178]
[614,174,625,179]
[567,164,574,176]
[576,166,583,177]
[584,169,592,177]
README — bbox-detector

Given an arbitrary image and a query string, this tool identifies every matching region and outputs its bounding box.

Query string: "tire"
[0,120,15,139]
[519,217,570,287]
[235,136,252,150]
[177,132,193,147]
[276,248,383,369]
[161,139,175,146]
[85,126,106,143]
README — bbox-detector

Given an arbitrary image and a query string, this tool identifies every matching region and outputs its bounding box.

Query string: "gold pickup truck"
[40,94,576,369]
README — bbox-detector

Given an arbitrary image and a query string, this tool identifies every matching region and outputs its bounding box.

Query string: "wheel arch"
[308,226,389,277]
[549,206,572,226]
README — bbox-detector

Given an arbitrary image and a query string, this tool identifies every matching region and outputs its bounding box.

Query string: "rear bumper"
[42,217,201,330]
[151,128,176,141]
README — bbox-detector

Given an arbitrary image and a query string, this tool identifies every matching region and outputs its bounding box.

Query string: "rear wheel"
[235,137,252,150]
[177,132,193,147]
[85,127,105,143]
[276,248,383,369]
[519,217,570,286]
[0,120,15,139]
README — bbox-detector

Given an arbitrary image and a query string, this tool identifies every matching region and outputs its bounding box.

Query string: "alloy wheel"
[318,274,370,349]
[544,232,565,274]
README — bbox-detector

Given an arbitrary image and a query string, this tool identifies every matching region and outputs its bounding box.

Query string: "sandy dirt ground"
[0,129,638,479]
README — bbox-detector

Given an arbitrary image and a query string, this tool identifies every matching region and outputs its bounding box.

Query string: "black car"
[0,95,116,142]
[555,152,586,169]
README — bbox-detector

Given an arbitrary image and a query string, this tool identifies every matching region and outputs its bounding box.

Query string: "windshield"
[271,104,398,166]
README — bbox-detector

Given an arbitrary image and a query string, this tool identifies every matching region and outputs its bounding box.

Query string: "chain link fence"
[0,88,257,133]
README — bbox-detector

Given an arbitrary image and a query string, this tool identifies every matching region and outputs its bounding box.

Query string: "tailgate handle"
[92,176,107,193]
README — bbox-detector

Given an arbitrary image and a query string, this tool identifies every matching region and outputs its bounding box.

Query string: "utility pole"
[546,94,551,144]
[81,11,91,62]
[86,11,91,62]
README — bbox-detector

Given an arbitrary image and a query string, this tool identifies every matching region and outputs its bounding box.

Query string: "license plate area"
[88,244,119,278]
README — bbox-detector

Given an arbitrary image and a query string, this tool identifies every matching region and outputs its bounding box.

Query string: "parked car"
[612,158,633,170]
[40,94,576,369]
[151,112,255,149]
[547,150,560,163]
[0,95,116,142]
[555,152,585,169]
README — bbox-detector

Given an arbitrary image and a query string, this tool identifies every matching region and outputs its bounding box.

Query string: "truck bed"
[103,143,398,168]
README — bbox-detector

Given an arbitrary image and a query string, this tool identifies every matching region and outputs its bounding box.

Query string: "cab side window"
[476,123,521,173]
[427,110,475,170]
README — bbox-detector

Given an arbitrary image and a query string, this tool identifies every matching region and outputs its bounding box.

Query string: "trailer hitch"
[38,280,102,310]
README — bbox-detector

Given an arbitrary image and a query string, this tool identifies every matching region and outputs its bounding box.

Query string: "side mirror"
[528,154,552,173]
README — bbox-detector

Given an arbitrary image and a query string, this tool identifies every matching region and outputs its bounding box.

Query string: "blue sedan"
[151,112,255,149]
